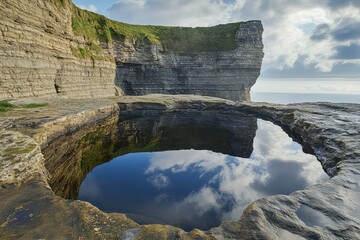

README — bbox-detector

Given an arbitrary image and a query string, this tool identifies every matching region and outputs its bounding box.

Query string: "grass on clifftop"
[0,101,48,112]
[0,101,14,112]
[22,103,49,108]
[71,6,241,53]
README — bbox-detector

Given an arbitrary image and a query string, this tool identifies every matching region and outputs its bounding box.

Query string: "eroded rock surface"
[115,21,263,101]
[0,95,359,239]
[0,0,117,98]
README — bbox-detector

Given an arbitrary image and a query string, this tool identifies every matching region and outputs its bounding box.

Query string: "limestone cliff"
[0,0,116,98]
[0,0,263,101]
[115,21,264,101]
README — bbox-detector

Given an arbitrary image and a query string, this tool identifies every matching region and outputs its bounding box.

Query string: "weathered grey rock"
[115,21,264,101]
[44,103,257,199]
[0,95,359,239]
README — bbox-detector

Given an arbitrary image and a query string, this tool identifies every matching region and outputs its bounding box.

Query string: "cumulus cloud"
[311,24,330,41]
[105,0,360,77]
[147,173,171,189]
[327,0,360,9]
[142,120,326,221]
[331,18,360,42]
[108,0,231,26]
[78,4,98,12]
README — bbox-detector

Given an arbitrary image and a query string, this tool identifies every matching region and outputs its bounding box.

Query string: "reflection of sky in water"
[296,204,333,227]
[78,120,328,231]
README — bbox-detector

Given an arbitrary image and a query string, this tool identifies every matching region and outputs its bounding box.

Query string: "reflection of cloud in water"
[78,119,328,230]
[251,160,307,195]
[146,149,227,174]
[175,187,221,214]
[144,120,327,222]
[152,186,227,229]
[147,173,171,190]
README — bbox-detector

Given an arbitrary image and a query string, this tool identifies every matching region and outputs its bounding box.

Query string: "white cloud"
[147,173,171,189]
[78,4,98,12]
[142,120,326,221]
[106,0,360,76]
[108,0,231,26]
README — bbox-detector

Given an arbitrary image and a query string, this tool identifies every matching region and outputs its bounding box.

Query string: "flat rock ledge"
[0,95,359,239]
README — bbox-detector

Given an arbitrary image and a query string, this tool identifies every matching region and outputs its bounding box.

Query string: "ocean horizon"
[251,92,360,104]
[251,79,360,104]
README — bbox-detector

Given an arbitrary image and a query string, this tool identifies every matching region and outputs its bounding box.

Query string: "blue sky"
[72,0,360,81]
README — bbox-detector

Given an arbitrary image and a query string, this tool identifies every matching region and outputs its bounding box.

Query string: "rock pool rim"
[76,119,326,231]
[2,95,356,239]
[41,98,330,233]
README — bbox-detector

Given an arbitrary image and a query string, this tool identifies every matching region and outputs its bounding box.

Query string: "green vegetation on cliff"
[156,23,241,53]
[22,103,48,109]
[0,101,14,112]
[71,5,241,53]
[0,101,48,112]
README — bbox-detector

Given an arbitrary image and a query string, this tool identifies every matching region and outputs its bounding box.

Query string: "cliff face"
[0,0,117,98]
[0,0,263,101]
[115,22,263,101]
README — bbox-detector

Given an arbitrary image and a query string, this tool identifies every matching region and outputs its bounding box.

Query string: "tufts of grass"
[71,7,160,44]
[71,47,92,59]
[156,23,241,53]
[49,0,67,8]
[70,44,113,61]
[21,103,48,109]
[0,100,14,112]
[0,101,48,112]
[71,6,241,53]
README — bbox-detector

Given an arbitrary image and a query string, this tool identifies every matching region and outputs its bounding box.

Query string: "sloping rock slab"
[0,95,359,239]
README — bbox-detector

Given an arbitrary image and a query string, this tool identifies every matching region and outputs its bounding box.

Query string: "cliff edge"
[0,0,264,101]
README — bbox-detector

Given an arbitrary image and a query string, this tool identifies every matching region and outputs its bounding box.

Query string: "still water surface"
[78,120,328,231]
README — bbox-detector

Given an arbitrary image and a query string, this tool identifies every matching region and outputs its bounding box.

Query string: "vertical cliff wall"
[0,0,116,98]
[0,0,263,101]
[115,22,264,101]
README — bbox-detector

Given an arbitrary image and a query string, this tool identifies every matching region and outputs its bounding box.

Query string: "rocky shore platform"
[0,95,359,239]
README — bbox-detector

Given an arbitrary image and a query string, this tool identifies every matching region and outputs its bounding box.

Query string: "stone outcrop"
[0,0,263,101]
[0,95,359,239]
[115,21,264,101]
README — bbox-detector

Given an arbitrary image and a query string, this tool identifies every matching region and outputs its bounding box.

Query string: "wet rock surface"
[0,95,359,239]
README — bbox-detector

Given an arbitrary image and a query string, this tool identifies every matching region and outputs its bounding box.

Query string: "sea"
[251,79,360,104]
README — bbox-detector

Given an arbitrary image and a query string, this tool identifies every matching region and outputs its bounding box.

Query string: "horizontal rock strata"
[0,95,359,239]
[0,0,116,99]
[0,0,263,101]
[115,21,264,101]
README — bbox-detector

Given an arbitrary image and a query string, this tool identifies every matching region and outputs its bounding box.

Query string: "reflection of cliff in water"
[43,107,257,199]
